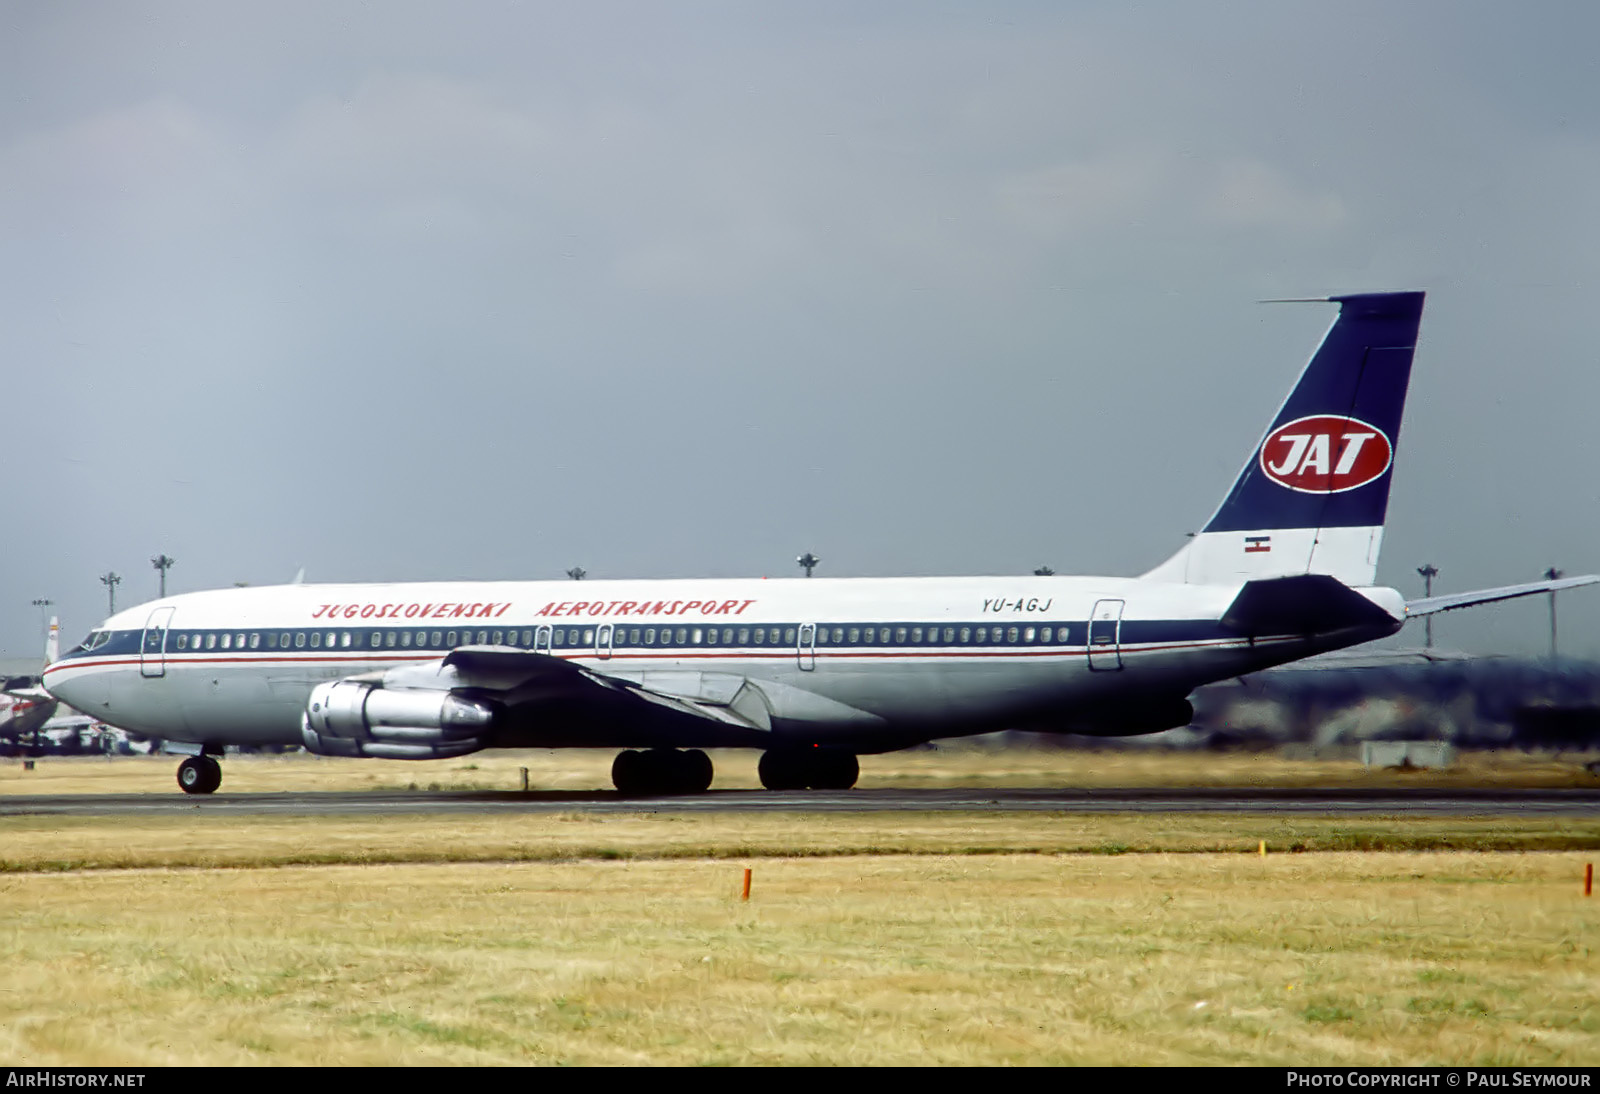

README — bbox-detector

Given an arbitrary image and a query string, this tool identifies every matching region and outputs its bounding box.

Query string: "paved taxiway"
[3,787,1598,817]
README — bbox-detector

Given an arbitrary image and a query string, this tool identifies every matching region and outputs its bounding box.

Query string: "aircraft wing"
[440,646,777,730]
[302,645,884,761]
[1405,575,1600,618]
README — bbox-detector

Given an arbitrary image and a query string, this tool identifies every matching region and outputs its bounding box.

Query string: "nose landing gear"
[177,754,222,795]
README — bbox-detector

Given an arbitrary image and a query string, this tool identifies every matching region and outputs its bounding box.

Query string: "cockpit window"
[78,631,111,652]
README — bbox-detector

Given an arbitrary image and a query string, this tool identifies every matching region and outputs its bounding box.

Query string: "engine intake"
[300,680,497,759]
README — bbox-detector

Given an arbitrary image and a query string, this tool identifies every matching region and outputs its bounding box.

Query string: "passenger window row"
[162,621,1079,653]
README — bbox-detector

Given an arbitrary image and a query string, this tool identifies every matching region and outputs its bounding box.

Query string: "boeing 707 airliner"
[42,291,1597,794]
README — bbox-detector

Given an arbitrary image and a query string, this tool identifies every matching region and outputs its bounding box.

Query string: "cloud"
[994,147,1345,239]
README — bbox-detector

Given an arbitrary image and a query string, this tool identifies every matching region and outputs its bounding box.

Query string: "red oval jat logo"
[1258,415,1393,493]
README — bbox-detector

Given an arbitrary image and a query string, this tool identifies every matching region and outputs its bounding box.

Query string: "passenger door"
[140,606,176,678]
[1087,599,1125,671]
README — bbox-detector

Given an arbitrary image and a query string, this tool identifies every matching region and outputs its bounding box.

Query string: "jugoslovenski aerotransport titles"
[41,292,1598,795]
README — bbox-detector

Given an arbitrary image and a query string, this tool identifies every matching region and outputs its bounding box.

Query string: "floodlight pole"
[99,572,121,616]
[31,598,53,645]
[1416,564,1438,648]
[151,554,175,598]
[566,567,587,581]
[797,552,819,578]
[1545,567,1563,659]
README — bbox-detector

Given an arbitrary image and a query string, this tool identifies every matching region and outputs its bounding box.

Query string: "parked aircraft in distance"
[1,617,61,742]
[42,291,1598,795]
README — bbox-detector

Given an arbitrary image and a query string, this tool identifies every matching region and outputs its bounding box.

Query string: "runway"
[4,786,1600,817]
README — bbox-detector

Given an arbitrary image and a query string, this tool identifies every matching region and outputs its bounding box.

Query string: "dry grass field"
[2,749,1597,1066]
[0,850,1594,1066]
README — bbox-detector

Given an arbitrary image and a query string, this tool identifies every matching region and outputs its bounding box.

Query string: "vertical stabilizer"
[1144,291,1425,587]
[45,616,59,666]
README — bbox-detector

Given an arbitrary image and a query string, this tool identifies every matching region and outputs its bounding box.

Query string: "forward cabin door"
[1087,599,1125,671]
[140,606,176,678]
[797,624,816,671]
[595,624,614,660]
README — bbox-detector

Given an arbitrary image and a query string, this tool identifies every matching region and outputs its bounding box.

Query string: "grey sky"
[4,1,1599,658]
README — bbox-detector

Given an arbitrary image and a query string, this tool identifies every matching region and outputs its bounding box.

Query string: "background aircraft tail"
[45,616,59,666]
[1145,291,1425,588]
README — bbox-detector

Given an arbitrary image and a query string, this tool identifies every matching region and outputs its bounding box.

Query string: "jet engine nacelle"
[300,679,497,760]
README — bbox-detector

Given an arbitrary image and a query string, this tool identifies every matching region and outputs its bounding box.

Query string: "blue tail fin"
[1146,291,1425,587]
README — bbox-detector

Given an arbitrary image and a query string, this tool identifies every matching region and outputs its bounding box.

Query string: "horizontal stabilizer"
[1405,575,1600,617]
[1222,573,1398,636]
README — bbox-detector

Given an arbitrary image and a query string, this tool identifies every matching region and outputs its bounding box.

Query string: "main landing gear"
[757,747,858,791]
[177,754,222,795]
[611,748,715,795]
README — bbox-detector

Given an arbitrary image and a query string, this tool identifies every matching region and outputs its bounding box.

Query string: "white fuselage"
[42,574,1405,752]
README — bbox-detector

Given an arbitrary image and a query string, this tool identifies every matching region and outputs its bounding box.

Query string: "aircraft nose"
[44,667,105,713]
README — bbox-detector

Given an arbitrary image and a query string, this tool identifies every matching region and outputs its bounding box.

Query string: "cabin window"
[250,633,261,650]
[220,633,231,650]
[960,627,971,643]
[279,632,290,648]
[911,627,923,643]
[1024,627,1036,643]
[1041,627,1053,643]
[176,634,188,650]
[1007,626,1019,643]
[309,632,322,648]
[294,632,305,649]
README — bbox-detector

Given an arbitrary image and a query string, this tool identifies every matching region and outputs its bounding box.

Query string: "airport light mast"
[566,567,586,581]
[797,552,820,578]
[31,598,53,646]
[151,554,175,598]
[99,572,121,615]
[1545,566,1563,659]
[1033,566,1055,576]
[1416,564,1438,648]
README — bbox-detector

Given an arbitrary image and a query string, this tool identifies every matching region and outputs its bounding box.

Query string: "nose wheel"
[177,755,222,795]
